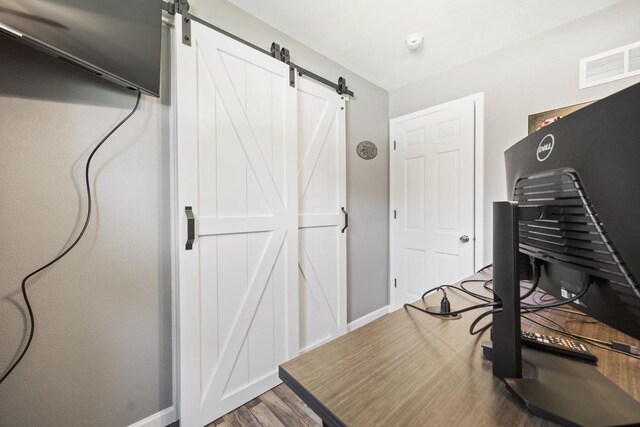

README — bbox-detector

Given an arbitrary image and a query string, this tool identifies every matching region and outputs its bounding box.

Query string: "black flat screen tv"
[0,0,162,96]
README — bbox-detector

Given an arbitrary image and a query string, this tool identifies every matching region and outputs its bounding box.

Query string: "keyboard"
[521,330,598,364]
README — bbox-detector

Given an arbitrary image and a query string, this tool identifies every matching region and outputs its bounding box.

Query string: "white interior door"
[391,98,476,308]
[297,76,347,352]
[176,19,298,427]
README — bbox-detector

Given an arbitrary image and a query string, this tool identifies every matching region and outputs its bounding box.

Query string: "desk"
[279,273,640,426]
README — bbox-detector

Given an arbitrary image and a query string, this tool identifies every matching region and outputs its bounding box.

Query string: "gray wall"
[190,0,391,321]
[0,28,173,427]
[390,0,640,265]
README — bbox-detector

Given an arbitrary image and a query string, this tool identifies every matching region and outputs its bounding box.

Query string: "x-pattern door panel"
[177,19,298,427]
[297,77,347,352]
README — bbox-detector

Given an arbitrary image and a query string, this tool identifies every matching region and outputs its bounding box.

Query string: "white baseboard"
[127,306,389,427]
[347,305,390,332]
[300,335,332,354]
[128,406,177,427]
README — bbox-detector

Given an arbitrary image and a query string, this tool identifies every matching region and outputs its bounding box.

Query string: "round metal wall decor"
[356,141,378,160]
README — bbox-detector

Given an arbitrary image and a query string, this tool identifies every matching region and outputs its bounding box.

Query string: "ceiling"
[227,0,622,91]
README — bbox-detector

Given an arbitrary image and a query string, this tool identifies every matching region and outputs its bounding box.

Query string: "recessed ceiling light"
[406,33,423,50]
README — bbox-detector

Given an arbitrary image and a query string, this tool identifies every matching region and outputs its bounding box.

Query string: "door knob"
[459,235,470,244]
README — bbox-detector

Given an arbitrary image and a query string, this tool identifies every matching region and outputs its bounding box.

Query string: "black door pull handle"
[341,207,348,233]
[185,206,195,250]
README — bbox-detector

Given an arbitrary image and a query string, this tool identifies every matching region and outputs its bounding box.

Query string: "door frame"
[388,92,485,310]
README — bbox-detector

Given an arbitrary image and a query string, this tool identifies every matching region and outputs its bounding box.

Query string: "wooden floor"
[208,384,322,427]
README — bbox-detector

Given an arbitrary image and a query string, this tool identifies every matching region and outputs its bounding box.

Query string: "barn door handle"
[185,206,195,250]
[341,207,348,233]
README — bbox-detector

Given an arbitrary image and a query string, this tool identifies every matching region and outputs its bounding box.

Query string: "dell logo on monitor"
[537,134,555,161]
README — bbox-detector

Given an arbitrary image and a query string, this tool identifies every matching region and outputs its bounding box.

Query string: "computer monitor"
[505,82,640,340]
[491,82,640,426]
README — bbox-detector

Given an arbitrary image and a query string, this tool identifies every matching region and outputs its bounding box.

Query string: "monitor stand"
[491,201,640,426]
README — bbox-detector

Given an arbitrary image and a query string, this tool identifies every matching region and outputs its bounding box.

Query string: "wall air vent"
[629,46,640,73]
[579,40,640,89]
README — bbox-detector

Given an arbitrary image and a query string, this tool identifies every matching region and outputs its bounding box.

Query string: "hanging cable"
[518,257,540,300]
[412,259,539,320]
[405,300,498,317]
[420,283,494,304]
[0,90,142,386]
[483,279,493,293]
[523,312,640,360]
[476,263,493,273]
[459,279,493,302]
[410,256,587,338]
[469,308,501,335]
[466,279,590,337]
[521,281,589,311]
[527,288,588,316]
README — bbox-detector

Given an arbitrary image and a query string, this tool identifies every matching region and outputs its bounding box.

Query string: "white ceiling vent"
[580,41,640,88]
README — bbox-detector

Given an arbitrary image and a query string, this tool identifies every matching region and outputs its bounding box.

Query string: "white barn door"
[176,19,298,427]
[391,97,476,308]
[297,77,347,352]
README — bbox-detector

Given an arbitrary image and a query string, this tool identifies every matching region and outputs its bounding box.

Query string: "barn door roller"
[162,0,191,45]
[271,43,295,88]
[162,0,355,96]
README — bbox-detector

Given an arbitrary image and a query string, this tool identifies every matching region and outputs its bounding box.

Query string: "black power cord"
[467,280,591,336]
[521,281,589,311]
[0,90,142,386]
[404,257,600,343]
[469,308,499,335]
[459,279,493,302]
[416,263,636,360]
[411,258,540,321]
[407,285,499,317]
[518,257,540,300]
[476,263,492,273]
[523,312,640,360]
[421,281,493,303]
[405,300,498,317]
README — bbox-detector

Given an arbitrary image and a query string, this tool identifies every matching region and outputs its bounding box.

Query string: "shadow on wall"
[0,34,147,346]
[0,35,134,108]
[0,27,173,422]
[0,36,121,373]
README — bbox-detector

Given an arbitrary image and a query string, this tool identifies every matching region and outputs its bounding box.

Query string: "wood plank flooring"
[208,384,322,427]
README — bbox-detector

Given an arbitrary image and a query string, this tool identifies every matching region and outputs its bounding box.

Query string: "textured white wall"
[0,27,173,427]
[390,0,640,265]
